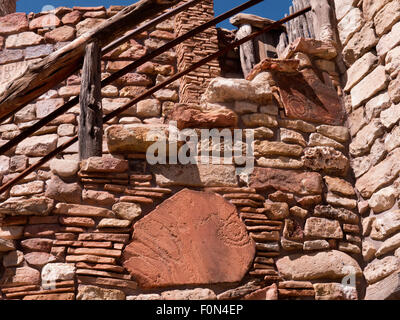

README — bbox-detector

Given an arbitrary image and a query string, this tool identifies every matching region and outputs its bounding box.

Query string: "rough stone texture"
[365,271,400,300]
[350,66,389,109]
[161,289,217,300]
[276,250,362,281]
[15,134,58,157]
[77,285,125,300]
[314,283,358,300]
[376,233,400,257]
[316,125,350,143]
[386,46,400,78]
[41,263,76,283]
[342,22,378,66]
[389,77,400,104]
[112,202,141,221]
[380,104,400,129]
[203,77,273,104]
[338,8,363,46]
[169,105,238,130]
[123,189,255,288]
[365,92,391,122]
[152,164,238,188]
[0,238,15,252]
[302,147,349,176]
[377,21,400,58]
[24,252,57,268]
[5,32,43,48]
[1,266,40,286]
[356,148,400,198]
[374,0,400,36]
[254,141,303,157]
[344,52,378,92]
[314,205,358,224]
[350,119,384,157]
[80,156,128,173]
[0,13,28,35]
[0,197,54,216]
[308,133,344,150]
[324,176,355,197]
[364,256,400,285]
[3,250,24,267]
[50,159,79,178]
[304,217,343,239]
[249,167,322,195]
[368,187,397,214]
[371,211,400,241]
[45,175,82,204]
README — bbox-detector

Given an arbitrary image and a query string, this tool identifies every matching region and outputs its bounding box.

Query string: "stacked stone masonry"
[0,0,398,300]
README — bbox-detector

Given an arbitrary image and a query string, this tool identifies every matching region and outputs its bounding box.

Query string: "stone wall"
[334,0,400,300]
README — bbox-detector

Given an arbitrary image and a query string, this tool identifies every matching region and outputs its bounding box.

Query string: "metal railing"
[0,0,311,194]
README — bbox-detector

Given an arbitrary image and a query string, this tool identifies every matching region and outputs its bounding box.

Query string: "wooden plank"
[236,24,256,78]
[79,40,103,160]
[0,0,181,123]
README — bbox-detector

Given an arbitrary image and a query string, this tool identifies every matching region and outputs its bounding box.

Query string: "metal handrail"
[0,5,312,195]
[0,0,263,156]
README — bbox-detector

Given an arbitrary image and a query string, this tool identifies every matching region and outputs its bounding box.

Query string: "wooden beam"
[0,0,181,123]
[79,41,103,161]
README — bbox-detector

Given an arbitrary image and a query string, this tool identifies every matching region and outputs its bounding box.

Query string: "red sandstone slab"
[275,68,345,125]
[123,189,255,289]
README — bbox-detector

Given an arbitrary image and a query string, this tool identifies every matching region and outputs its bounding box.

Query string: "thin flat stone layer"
[123,189,255,288]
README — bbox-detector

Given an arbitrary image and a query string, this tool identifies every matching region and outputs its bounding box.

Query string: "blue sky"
[16,0,293,29]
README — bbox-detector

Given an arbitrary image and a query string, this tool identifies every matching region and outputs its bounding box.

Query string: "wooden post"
[79,41,102,160]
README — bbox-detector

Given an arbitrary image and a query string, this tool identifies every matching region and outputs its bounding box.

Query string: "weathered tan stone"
[152,164,238,188]
[242,113,277,128]
[304,217,343,239]
[98,218,131,228]
[0,197,54,216]
[76,18,105,37]
[380,104,400,129]
[365,271,400,300]
[45,175,82,204]
[256,157,304,170]
[283,38,337,60]
[10,181,44,197]
[264,201,289,220]
[80,156,128,173]
[6,32,43,48]
[203,77,273,104]
[334,0,357,21]
[82,190,115,207]
[290,206,308,219]
[351,66,389,109]
[314,283,357,300]
[41,263,75,283]
[161,288,217,300]
[303,240,330,251]
[389,76,400,104]
[21,238,53,252]
[50,159,79,178]
[356,148,400,198]
[249,167,322,195]
[324,176,355,197]
[302,147,349,176]
[77,285,125,300]
[15,134,58,157]
[376,233,400,257]
[344,52,378,92]
[54,203,115,218]
[326,193,357,210]
[254,141,303,157]
[136,99,161,118]
[280,128,306,147]
[365,92,391,122]
[24,252,57,268]
[308,133,344,150]
[368,187,397,214]
[278,119,316,133]
[112,202,142,221]
[363,0,391,19]
[371,210,400,240]
[276,250,362,281]
[44,25,75,43]
[342,22,378,66]
[350,119,384,157]
[0,238,15,252]
[316,125,350,143]
[364,256,400,285]
[362,240,377,262]
[338,8,363,46]
[377,21,400,57]
[123,189,255,288]
[386,46,400,78]
[374,0,400,36]
[29,14,61,29]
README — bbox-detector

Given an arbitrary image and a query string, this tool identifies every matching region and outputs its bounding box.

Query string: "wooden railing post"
[79,40,102,160]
